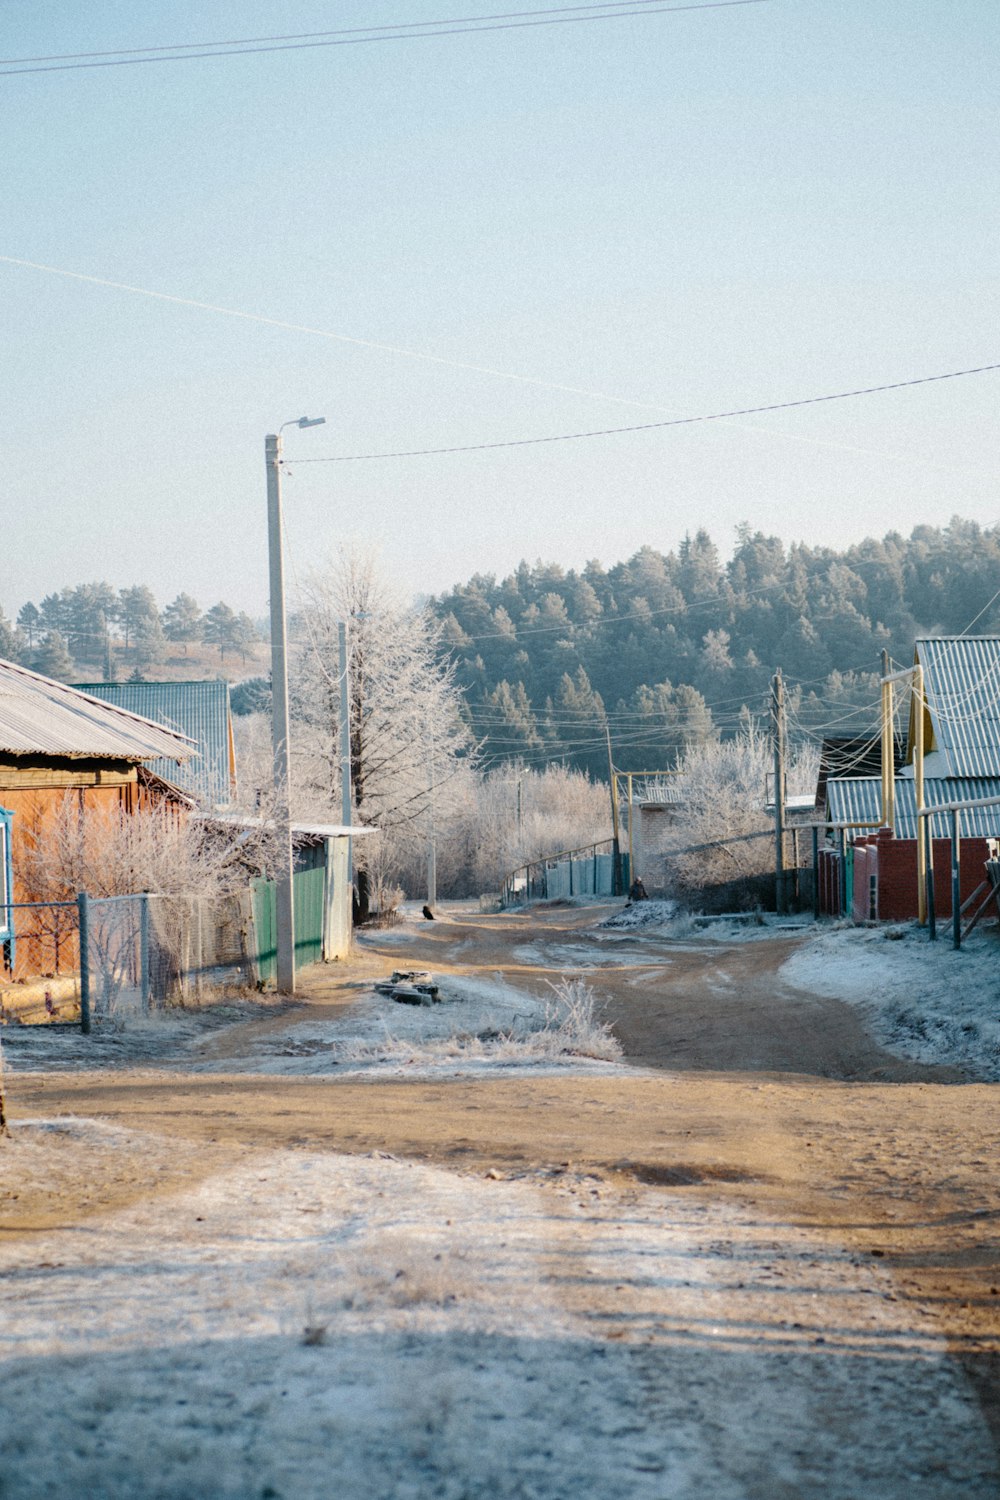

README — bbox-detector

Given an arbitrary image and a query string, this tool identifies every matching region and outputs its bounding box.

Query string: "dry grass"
[332,976,622,1069]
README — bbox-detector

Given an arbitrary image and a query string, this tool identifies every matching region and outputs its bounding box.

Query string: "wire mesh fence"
[2,891,259,1029]
[81,891,258,1026]
[4,870,327,1031]
[0,901,81,1024]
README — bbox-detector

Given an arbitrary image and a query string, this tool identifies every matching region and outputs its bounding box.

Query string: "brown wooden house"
[0,658,194,992]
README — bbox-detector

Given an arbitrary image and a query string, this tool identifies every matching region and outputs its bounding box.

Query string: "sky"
[3,0,998,620]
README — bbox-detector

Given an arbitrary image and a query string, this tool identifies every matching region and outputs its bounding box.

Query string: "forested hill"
[430,520,1000,778]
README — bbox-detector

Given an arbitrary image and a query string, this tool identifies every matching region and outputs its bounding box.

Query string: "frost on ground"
[216,974,623,1077]
[602,899,680,930]
[0,975,624,1081]
[782,923,1000,1080]
[600,902,812,943]
[1,1120,995,1500]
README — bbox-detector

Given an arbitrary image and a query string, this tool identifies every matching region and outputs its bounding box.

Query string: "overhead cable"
[290,362,1000,463]
[0,0,765,75]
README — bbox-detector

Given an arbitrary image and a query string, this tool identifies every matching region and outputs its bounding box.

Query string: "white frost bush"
[333,976,621,1068]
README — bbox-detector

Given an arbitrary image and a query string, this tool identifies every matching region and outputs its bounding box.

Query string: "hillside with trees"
[0,585,266,682]
[430,518,1000,772]
[6,516,1000,779]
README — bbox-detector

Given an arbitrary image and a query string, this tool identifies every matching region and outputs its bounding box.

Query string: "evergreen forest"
[429,519,1000,777]
[6,518,1000,782]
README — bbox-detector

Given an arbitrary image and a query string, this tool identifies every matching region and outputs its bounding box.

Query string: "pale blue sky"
[3,1,998,619]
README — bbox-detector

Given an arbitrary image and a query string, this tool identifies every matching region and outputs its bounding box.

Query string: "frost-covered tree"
[0,608,26,665]
[291,552,476,916]
[662,722,817,906]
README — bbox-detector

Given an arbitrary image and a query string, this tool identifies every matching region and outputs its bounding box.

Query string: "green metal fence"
[252,867,326,986]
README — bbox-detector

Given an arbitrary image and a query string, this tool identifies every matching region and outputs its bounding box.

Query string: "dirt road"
[4,902,1000,1495]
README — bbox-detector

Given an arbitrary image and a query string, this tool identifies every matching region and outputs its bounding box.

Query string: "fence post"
[925,817,937,941]
[951,809,961,950]
[77,891,91,1035]
[140,894,151,1011]
[812,827,819,920]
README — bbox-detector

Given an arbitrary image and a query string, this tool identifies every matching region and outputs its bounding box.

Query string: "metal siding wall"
[74,681,233,806]
[252,878,277,986]
[251,870,323,982]
[324,838,352,960]
[294,866,325,968]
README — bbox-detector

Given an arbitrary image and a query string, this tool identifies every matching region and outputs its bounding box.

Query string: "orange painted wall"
[0,764,179,980]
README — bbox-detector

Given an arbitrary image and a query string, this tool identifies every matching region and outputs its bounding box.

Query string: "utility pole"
[338,620,353,890]
[426,718,437,908]
[265,432,296,994]
[914,662,926,923]
[606,725,623,895]
[880,647,894,831]
[771,668,787,914]
[265,416,325,994]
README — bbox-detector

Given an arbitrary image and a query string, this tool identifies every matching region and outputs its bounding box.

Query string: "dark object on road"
[628,877,649,903]
[422,904,435,920]
[374,969,441,1004]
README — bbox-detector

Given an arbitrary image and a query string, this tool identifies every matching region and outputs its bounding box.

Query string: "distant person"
[422,904,435,920]
[628,876,648,903]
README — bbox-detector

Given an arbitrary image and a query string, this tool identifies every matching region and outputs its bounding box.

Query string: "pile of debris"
[373,970,441,1005]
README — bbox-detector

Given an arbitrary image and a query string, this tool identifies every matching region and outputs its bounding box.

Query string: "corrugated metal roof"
[827,775,1000,839]
[916,636,1000,777]
[0,657,195,763]
[74,680,233,806]
[630,775,684,805]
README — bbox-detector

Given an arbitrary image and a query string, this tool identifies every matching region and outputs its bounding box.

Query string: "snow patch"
[782,925,1000,1079]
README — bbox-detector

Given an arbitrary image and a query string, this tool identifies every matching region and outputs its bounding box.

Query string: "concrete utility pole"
[771,667,787,914]
[426,718,437,908]
[265,417,325,994]
[338,620,353,889]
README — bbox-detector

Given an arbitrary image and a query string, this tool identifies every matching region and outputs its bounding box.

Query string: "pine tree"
[163,593,203,653]
[33,631,75,682]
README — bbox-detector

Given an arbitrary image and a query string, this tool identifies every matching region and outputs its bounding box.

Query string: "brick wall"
[855,827,990,922]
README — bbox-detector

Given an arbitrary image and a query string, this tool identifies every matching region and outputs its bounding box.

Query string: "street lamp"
[265,416,326,994]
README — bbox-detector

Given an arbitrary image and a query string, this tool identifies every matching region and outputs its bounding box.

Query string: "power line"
[0,0,738,62]
[6,255,988,477]
[290,361,1000,462]
[0,0,765,75]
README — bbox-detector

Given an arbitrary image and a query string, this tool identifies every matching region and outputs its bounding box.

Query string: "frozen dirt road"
[3,902,1000,1497]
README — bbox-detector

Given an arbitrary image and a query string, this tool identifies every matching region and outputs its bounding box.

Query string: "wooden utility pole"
[606,726,623,894]
[771,668,787,914]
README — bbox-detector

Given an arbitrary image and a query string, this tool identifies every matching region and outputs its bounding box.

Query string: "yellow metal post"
[914,664,926,923]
